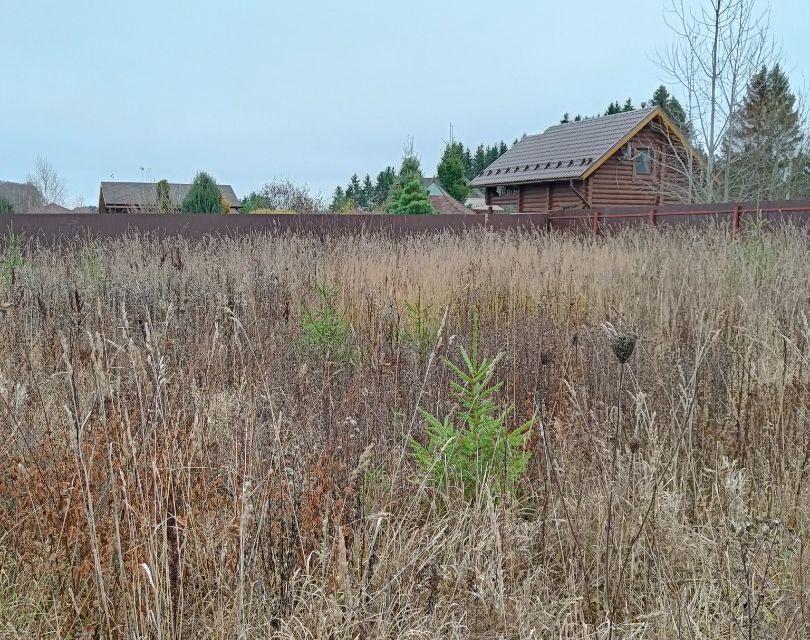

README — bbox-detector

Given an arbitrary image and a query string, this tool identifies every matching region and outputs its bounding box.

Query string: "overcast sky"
[2,0,809,206]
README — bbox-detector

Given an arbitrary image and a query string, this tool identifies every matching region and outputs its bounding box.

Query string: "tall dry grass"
[0,225,808,638]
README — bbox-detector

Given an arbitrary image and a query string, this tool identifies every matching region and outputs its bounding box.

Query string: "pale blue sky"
[2,0,808,206]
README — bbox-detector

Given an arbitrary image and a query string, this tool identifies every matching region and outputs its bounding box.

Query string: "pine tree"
[181,172,225,214]
[156,179,172,214]
[622,98,634,112]
[560,112,571,124]
[437,143,469,203]
[0,195,14,214]
[605,101,622,115]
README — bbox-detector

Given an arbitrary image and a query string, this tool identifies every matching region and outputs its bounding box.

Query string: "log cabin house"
[469,106,695,212]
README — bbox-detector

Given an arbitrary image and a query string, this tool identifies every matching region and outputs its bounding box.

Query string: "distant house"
[98,181,241,214]
[28,203,73,214]
[0,181,43,213]
[469,106,695,212]
[423,177,474,215]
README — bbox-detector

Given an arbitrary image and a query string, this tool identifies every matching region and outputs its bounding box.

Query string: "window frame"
[634,148,655,177]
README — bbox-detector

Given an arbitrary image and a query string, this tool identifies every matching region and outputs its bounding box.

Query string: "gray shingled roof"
[100,181,241,209]
[470,107,658,187]
[0,181,43,213]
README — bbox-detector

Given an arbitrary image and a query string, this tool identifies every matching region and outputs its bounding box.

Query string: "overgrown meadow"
[0,225,808,639]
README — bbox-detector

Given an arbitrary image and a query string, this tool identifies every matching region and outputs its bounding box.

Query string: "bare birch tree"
[657,0,772,202]
[26,156,67,206]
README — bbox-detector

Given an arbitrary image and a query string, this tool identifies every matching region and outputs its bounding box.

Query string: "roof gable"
[470,107,674,187]
[100,181,241,209]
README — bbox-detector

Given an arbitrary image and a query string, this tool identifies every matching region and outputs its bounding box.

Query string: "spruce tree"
[650,85,689,133]
[374,167,396,206]
[437,143,469,203]
[181,172,225,214]
[726,64,804,200]
[361,174,374,209]
[329,186,346,212]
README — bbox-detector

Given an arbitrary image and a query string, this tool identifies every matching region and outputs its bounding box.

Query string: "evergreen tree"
[329,186,346,212]
[374,167,396,207]
[360,174,374,209]
[498,141,508,155]
[437,143,469,203]
[605,101,622,115]
[155,179,172,214]
[242,191,271,213]
[650,85,690,133]
[386,148,432,214]
[345,174,362,206]
[181,172,225,214]
[0,195,14,214]
[472,145,487,176]
[622,98,634,112]
[560,112,570,124]
[726,64,805,200]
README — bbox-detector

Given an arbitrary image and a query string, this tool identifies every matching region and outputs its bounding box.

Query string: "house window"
[635,149,654,176]
[496,186,519,197]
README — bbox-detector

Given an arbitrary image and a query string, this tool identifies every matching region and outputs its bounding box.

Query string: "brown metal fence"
[0,212,547,244]
[546,199,810,235]
[1,199,809,243]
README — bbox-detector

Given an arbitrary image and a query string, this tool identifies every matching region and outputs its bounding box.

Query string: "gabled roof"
[424,177,473,215]
[0,181,43,213]
[470,106,688,187]
[100,181,241,209]
[28,202,73,214]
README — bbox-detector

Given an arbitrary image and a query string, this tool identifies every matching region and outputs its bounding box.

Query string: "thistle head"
[601,322,637,364]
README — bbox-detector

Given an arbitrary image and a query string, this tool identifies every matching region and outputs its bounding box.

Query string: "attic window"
[635,149,654,176]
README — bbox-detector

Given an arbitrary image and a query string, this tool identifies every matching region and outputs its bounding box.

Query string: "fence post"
[592,209,600,237]
[732,205,741,234]
[648,208,656,227]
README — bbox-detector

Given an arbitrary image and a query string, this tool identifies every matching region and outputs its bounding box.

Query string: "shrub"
[181,172,226,214]
[411,313,534,498]
[0,196,14,214]
[155,179,172,214]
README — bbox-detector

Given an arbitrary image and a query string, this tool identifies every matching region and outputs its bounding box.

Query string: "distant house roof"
[28,202,73,214]
[73,206,98,214]
[424,177,474,215]
[470,106,688,187]
[100,181,241,210]
[0,181,43,213]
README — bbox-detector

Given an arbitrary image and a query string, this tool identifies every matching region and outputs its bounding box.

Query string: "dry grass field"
[0,225,809,638]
